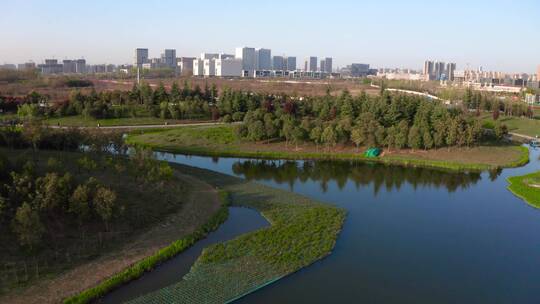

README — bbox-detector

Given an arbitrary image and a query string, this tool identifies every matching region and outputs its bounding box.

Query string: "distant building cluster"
[423,60,456,81]
[453,67,539,91]
[134,47,338,79]
[377,67,423,80]
[0,59,118,75]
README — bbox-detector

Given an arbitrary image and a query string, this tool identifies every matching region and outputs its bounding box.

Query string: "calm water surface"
[99,207,269,303]
[154,147,540,304]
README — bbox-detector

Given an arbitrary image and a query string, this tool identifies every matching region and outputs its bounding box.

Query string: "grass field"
[507,171,540,208]
[0,149,223,304]
[482,113,540,138]
[126,164,346,304]
[126,125,529,171]
[44,115,197,127]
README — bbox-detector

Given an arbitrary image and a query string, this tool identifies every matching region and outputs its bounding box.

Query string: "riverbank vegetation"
[0,125,228,304]
[0,146,180,294]
[127,125,528,171]
[507,171,540,208]
[127,164,346,304]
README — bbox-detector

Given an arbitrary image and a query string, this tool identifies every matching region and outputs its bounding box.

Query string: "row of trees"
[462,88,534,118]
[232,90,499,150]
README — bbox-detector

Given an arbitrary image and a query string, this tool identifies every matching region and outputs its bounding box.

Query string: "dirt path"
[0,170,221,304]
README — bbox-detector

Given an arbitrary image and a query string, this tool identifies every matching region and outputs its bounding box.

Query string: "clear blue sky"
[1,0,538,72]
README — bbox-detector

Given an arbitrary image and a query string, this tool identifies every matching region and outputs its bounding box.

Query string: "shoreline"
[126,163,346,304]
[128,136,530,172]
[507,172,540,209]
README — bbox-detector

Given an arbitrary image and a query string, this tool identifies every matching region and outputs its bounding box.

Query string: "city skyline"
[1,0,539,73]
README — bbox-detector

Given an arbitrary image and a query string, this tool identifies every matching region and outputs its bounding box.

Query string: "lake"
[120,147,540,303]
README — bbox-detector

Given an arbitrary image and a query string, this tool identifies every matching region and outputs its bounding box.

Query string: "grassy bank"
[507,171,540,208]
[44,115,205,127]
[482,113,540,138]
[126,125,529,171]
[64,191,230,304]
[127,164,346,304]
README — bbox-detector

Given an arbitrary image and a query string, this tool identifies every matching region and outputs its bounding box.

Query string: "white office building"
[203,59,216,76]
[215,58,242,77]
[193,58,204,76]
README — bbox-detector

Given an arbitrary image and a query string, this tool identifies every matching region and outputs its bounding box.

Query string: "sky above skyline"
[1,0,538,73]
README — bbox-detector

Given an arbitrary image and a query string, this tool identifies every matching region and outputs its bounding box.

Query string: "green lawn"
[44,115,194,127]
[126,164,346,304]
[507,171,540,208]
[127,125,529,171]
[482,114,540,138]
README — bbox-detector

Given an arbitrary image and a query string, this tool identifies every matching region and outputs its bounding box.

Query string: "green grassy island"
[127,164,346,304]
[507,171,540,208]
[127,125,529,172]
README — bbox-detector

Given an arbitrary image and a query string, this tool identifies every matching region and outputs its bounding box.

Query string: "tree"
[310,126,323,150]
[321,125,338,150]
[170,82,181,102]
[494,121,508,140]
[384,126,398,150]
[34,172,73,212]
[93,187,117,231]
[22,121,46,151]
[264,115,277,142]
[77,156,97,172]
[12,203,44,249]
[395,120,409,149]
[247,120,265,141]
[291,126,305,150]
[422,129,434,150]
[446,118,459,147]
[350,127,364,151]
[408,126,422,150]
[17,103,40,119]
[69,184,91,224]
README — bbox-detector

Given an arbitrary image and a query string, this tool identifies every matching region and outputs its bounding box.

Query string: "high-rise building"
[350,63,370,77]
[161,49,177,68]
[177,57,195,75]
[17,62,35,70]
[423,60,434,77]
[446,62,456,81]
[39,59,63,75]
[286,56,296,71]
[537,65,540,81]
[134,48,149,67]
[63,60,76,73]
[322,57,332,73]
[193,59,203,76]
[235,47,256,72]
[75,59,86,74]
[307,56,317,72]
[272,56,285,71]
[320,60,325,72]
[256,48,272,70]
[200,53,219,60]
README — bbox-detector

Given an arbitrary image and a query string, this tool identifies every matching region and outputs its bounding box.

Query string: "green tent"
[364,147,382,158]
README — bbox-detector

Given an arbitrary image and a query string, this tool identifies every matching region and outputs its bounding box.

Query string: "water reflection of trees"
[231,160,487,194]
